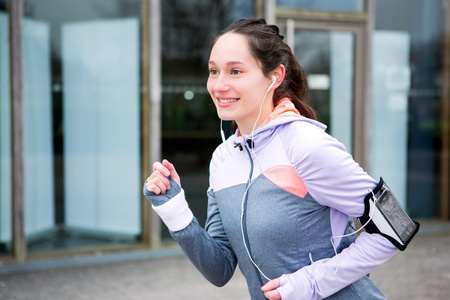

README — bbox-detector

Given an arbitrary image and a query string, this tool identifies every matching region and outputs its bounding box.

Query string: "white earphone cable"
[240,181,272,281]
[240,77,276,281]
[308,189,378,275]
[250,76,276,174]
[220,120,232,155]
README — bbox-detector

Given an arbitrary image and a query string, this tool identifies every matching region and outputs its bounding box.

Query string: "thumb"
[261,277,281,292]
[162,159,181,186]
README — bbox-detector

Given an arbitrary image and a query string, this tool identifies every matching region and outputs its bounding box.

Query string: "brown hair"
[212,18,317,131]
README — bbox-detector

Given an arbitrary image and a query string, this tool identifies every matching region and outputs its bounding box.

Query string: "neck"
[237,103,274,135]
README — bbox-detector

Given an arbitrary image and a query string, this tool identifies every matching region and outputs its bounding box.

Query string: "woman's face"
[207,33,274,134]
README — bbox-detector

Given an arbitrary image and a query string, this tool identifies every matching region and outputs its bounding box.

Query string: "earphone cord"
[220,120,232,155]
[240,146,272,282]
[309,189,378,275]
[219,78,276,282]
[239,78,275,281]
[235,78,377,278]
[249,82,273,174]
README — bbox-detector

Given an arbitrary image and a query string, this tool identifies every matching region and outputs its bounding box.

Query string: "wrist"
[278,270,313,300]
[152,188,193,232]
[143,177,181,206]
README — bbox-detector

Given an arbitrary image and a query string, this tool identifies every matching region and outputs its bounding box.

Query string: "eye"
[231,69,242,75]
[209,68,218,76]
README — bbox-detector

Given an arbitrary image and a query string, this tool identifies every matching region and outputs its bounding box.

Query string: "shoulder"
[209,134,236,177]
[278,118,326,142]
[209,143,225,176]
[277,118,348,159]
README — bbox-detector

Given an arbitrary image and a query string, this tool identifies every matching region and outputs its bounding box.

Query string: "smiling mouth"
[218,98,239,103]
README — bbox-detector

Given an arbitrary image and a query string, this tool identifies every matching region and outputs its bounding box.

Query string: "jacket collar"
[233,98,325,152]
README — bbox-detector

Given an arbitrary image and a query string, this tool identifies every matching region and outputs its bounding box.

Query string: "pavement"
[0,221,449,300]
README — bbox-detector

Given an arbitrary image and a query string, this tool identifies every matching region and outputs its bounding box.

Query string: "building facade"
[0,0,449,263]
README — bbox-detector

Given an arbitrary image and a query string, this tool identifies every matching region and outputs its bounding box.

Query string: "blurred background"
[1,0,449,265]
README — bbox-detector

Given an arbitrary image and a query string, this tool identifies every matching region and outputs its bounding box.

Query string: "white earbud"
[266,75,277,92]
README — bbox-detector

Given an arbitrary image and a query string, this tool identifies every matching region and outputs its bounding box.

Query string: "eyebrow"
[208,60,245,66]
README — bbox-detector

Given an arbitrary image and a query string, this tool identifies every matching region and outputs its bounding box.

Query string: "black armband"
[358,178,420,251]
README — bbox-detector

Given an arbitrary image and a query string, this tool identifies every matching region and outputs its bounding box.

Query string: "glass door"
[21,0,143,253]
[278,19,365,156]
[278,17,408,209]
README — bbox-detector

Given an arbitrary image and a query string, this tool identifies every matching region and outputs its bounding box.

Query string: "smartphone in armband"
[358,178,420,251]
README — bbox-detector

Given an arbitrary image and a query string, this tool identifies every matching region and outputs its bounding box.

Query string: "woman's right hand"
[144,159,181,195]
[143,160,192,231]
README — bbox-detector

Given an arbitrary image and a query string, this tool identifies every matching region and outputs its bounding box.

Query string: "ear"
[270,64,286,89]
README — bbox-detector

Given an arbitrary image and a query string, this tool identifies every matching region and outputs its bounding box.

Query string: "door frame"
[275,3,374,171]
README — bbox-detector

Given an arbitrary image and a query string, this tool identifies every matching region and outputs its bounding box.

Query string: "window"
[277,0,364,13]
[372,0,446,218]
[0,0,10,255]
[160,0,255,237]
[21,0,143,252]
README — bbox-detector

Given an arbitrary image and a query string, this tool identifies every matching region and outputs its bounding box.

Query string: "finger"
[147,170,171,188]
[148,183,162,195]
[145,177,169,195]
[145,172,168,193]
[146,179,165,195]
[162,159,181,186]
[261,278,281,292]
[263,290,281,300]
[147,176,170,194]
[153,161,170,177]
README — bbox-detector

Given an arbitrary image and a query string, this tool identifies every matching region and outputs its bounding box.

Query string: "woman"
[144,18,410,299]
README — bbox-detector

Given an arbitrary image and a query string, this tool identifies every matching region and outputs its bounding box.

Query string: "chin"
[218,116,234,122]
[216,111,235,121]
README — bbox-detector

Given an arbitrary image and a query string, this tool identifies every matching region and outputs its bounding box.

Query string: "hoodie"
[144,99,398,299]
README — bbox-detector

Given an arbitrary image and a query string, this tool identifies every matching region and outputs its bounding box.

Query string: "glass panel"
[23,17,55,241]
[373,0,446,218]
[290,29,355,152]
[0,2,11,254]
[23,0,142,252]
[371,31,410,209]
[62,19,140,238]
[277,0,364,13]
[160,0,255,238]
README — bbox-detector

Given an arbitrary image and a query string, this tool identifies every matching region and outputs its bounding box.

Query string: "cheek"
[206,79,214,97]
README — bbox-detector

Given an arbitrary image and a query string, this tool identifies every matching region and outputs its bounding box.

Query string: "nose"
[209,73,230,94]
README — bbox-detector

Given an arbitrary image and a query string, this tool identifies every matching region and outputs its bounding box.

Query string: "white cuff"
[152,189,193,232]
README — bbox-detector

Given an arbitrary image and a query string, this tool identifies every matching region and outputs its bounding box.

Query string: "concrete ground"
[0,222,449,300]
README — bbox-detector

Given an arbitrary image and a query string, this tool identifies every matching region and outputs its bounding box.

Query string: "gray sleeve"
[170,189,238,287]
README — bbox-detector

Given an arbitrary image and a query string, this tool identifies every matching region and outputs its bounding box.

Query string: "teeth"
[219,98,238,103]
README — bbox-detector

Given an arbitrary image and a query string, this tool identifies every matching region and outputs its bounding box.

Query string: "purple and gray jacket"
[144,99,399,299]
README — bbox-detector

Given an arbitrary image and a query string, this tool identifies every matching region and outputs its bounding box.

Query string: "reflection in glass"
[62,18,140,241]
[160,1,254,238]
[291,30,354,152]
[371,31,410,209]
[0,7,11,254]
[277,0,364,13]
[23,17,54,244]
[375,0,445,218]
[21,0,142,252]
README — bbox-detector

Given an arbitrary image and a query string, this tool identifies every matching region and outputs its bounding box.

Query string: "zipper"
[241,143,264,286]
